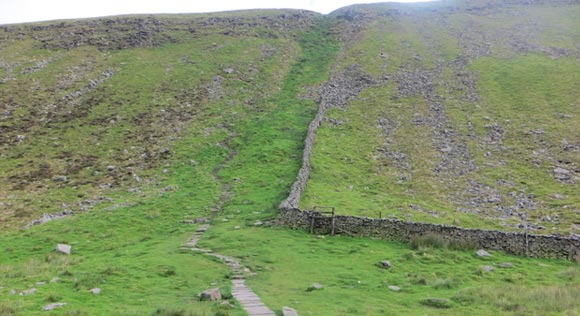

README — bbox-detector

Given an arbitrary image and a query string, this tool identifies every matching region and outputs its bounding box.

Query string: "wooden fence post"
[331,210,335,236]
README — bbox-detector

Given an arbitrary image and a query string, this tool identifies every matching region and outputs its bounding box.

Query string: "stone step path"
[183,224,275,316]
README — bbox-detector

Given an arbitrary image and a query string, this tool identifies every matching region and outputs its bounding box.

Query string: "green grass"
[1,4,579,316]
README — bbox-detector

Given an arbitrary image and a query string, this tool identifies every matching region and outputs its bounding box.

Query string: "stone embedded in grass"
[553,167,571,181]
[89,288,101,295]
[388,285,401,292]
[499,262,514,268]
[476,249,491,257]
[20,288,36,295]
[56,244,72,255]
[254,221,264,226]
[378,261,392,269]
[35,281,46,286]
[199,288,221,301]
[421,298,452,309]
[306,283,323,292]
[52,175,68,183]
[282,306,298,316]
[43,303,66,311]
[480,265,494,272]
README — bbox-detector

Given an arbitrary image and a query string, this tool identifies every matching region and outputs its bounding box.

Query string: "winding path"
[183,128,276,316]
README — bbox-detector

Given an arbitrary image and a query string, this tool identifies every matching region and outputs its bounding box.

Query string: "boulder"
[199,288,221,301]
[282,306,298,316]
[56,244,72,255]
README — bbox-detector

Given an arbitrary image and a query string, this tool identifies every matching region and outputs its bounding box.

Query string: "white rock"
[89,288,101,295]
[388,285,401,292]
[476,249,491,257]
[56,244,72,255]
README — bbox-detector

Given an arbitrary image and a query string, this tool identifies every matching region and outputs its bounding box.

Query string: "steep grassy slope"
[0,2,578,316]
[301,1,580,236]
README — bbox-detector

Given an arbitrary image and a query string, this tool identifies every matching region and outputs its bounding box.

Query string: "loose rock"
[476,249,491,257]
[388,285,401,292]
[480,265,494,272]
[306,283,323,292]
[89,288,101,295]
[282,306,298,316]
[199,288,221,301]
[499,262,514,268]
[56,244,72,255]
[378,261,392,269]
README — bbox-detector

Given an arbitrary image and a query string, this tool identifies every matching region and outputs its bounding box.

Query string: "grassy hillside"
[0,2,578,316]
[301,1,580,236]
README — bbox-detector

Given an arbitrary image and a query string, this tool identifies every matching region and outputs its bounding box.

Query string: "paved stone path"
[183,224,275,316]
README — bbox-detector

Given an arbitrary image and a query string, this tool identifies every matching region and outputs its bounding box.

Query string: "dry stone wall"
[277,208,580,261]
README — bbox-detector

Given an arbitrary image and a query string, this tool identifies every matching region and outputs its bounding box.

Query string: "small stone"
[476,249,491,257]
[282,306,298,316]
[56,244,72,255]
[234,226,241,229]
[199,288,221,301]
[43,303,66,311]
[10,289,17,295]
[50,278,60,283]
[106,165,115,171]
[499,263,514,268]
[480,265,494,272]
[306,283,323,292]
[223,68,235,74]
[35,281,46,286]
[254,221,263,226]
[552,193,565,200]
[89,288,101,295]
[388,285,401,292]
[20,288,36,295]
[378,261,392,269]
[553,168,571,180]
[52,175,68,183]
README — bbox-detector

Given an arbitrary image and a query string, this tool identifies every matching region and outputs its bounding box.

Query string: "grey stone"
[89,288,101,295]
[388,285,401,292]
[553,168,571,180]
[254,221,263,226]
[35,281,46,286]
[56,244,72,255]
[20,288,36,295]
[306,283,323,292]
[480,265,494,272]
[282,306,298,316]
[52,175,68,183]
[10,289,17,295]
[43,303,66,311]
[199,288,221,301]
[476,249,491,257]
[498,262,514,268]
[378,261,392,269]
